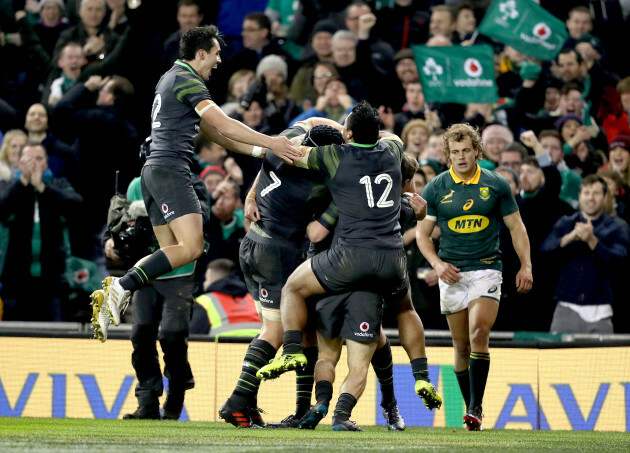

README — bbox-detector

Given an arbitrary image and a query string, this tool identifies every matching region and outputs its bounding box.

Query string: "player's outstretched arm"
[200,121,260,157]
[201,105,301,163]
[295,117,343,132]
[503,211,533,294]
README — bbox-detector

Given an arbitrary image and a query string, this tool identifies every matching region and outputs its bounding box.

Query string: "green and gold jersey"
[423,164,518,271]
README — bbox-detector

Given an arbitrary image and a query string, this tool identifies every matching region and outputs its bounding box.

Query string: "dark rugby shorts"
[141,165,201,226]
[316,291,382,342]
[311,245,409,303]
[239,232,305,310]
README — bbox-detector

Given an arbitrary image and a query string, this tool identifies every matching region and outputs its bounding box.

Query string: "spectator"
[401,119,430,160]
[603,133,630,188]
[43,41,87,107]
[105,0,129,35]
[330,30,369,103]
[0,142,83,321]
[565,6,593,42]
[481,124,513,166]
[53,74,139,266]
[455,3,476,42]
[378,0,430,52]
[221,69,255,117]
[205,179,246,265]
[421,129,446,164]
[541,175,630,333]
[418,157,443,182]
[162,0,204,69]
[597,167,630,226]
[288,19,337,108]
[53,0,120,65]
[0,129,27,180]
[290,79,354,126]
[201,166,227,198]
[191,258,261,336]
[429,4,456,42]
[495,165,520,197]
[498,142,527,174]
[24,103,75,180]
[602,76,630,142]
[34,0,71,57]
[291,61,340,113]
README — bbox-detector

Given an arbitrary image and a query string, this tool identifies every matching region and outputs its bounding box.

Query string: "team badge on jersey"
[441,190,455,203]
[479,187,490,201]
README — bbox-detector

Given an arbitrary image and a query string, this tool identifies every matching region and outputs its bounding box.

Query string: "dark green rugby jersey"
[148,60,214,168]
[304,138,404,249]
[423,164,518,271]
[256,124,330,245]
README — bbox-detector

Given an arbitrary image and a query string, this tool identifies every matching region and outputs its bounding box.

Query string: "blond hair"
[0,129,27,165]
[442,123,484,166]
[401,119,431,146]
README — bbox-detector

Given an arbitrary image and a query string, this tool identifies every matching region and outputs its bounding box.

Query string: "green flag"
[412,44,498,104]
[478,0,567,61]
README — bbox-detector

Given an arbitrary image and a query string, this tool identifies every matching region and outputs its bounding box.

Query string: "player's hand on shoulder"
[270,135,302,164]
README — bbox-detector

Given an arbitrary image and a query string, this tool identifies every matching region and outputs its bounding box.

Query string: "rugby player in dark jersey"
[91,25,300,341]
[417,123,532,431]
[256,102,441,412]
[218,119,344,428]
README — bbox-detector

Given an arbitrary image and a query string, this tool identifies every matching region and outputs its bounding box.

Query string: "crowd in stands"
[1,0,629,334]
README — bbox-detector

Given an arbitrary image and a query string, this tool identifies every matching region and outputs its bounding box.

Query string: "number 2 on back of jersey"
[151,94,162,129]
[360,173,393,208]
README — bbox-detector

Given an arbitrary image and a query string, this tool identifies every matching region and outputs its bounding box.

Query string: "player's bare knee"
[470,325,490,348]
[453,340,471,359]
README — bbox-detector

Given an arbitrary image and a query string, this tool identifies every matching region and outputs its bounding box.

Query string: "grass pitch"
[1,417,628,452]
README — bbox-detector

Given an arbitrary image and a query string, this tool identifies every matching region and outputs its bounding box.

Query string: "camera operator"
[102,162,210,420]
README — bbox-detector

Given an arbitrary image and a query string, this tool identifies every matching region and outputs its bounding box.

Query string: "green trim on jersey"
[349,142,379,148]
[174,60,197,74]
[176,85,208,102]
[423,166,518,272]
[173,77,205,92]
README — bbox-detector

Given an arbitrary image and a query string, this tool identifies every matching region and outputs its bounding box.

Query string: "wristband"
[246,192,257,200]
[252,146,263,158]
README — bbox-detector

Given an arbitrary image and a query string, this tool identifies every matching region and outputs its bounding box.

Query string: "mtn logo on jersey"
[162,203,175,219]
[448,215,489,233]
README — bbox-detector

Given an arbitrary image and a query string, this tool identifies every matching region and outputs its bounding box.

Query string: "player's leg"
[395,290,442,410]
[446,309,471,411]
[297,331,341,430]
[124,286,162,420]
[330,338,377,431]
[156,278,195,420]
[294,328,318,422]
[372,330,405,430]
[102,166,203,328]
[464,297,499,430]
[257,259,325,380]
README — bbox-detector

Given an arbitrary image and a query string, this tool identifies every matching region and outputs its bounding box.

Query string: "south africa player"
[416,123,533,431]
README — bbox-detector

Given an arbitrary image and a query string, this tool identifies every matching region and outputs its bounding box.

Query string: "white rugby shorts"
[439,269,502,314]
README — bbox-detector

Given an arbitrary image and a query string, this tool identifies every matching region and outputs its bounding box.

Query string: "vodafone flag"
[478,0,568,61]
[412,44,498,104]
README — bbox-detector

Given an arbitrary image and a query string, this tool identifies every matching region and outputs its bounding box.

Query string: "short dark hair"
[401,152,419,182]
[193,133,212,154]
[501,142,527,158]
[244,12,271,31]
[522,155,540,169]
[180,25,224,60]
[560,82,582,96]
[556,48,583,65]
[580,174,608,194]
[347,100,380,144]
[302,125,344,147]
[177,0,201,14]
[108,75,135,109]
[207,258,236,278]
[568,6,591,19]
[539,129,563,144]
[19,141,47,158]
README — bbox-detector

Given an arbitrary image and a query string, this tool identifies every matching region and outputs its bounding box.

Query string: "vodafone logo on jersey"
[360,322,370,332]
[161,203,175,219]
[533,23,551,40]
[464,58,483,78]
[261,288,268,298]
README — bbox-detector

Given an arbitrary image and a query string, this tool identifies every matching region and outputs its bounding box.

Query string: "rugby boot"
[103,276,131,326]
[90,290,110,343]
[382,402,406,431]
[463,408,484,431]
[219,400,255,428]
[331,417,363,431]
[297,403,328,430]
[248,406,266,427]
[256,353,307,380]
[415,380,443,410]
[265,412,301,429]
[123,405,160,420]
[161,389,185,420]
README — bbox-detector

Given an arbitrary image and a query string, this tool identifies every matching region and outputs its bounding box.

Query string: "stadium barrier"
[0,331,629,431]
